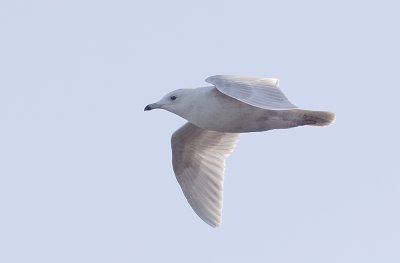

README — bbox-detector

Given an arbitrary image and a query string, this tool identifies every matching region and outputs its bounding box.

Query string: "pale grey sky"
[0,0,399,262]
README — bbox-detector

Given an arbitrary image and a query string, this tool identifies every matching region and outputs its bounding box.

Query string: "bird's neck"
[181,86,216,126]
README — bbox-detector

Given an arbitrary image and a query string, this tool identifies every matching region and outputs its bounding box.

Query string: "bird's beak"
[144,103,162,111]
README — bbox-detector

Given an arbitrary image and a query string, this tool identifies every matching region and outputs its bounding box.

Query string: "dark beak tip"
[144,105,152,111]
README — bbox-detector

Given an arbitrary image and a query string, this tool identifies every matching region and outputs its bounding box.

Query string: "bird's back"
[184,87,271,132]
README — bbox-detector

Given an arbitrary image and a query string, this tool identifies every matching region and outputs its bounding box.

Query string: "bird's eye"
[170,95,177,101]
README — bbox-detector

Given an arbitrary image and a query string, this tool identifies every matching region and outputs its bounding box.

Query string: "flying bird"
[144,75,335,227]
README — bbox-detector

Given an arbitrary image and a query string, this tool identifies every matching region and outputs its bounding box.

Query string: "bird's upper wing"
[171,122,240,227]
[206,75,298,110]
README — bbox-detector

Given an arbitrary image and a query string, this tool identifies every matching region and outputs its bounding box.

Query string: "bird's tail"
[295,110,336,127]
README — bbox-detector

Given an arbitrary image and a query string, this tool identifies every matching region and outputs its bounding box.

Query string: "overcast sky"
[0,0,399,262]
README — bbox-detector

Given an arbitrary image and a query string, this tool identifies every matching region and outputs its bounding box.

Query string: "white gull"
[145,75,335,227]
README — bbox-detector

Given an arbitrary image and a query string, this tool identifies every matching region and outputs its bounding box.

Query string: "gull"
[144,75,335,227]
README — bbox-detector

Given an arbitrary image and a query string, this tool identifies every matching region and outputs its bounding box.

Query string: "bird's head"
[144,89,195,117]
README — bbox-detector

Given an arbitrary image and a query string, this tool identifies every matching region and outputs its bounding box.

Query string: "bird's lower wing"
[171,122,240,227]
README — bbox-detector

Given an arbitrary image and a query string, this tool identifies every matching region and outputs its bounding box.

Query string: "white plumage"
[206,75,297,110]
[171,123,239,227]
[145,75,335,227]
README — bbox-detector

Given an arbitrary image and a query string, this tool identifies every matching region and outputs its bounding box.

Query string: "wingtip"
[274,78,280,87]
[199,214,222,228]
[206,220,221,228]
